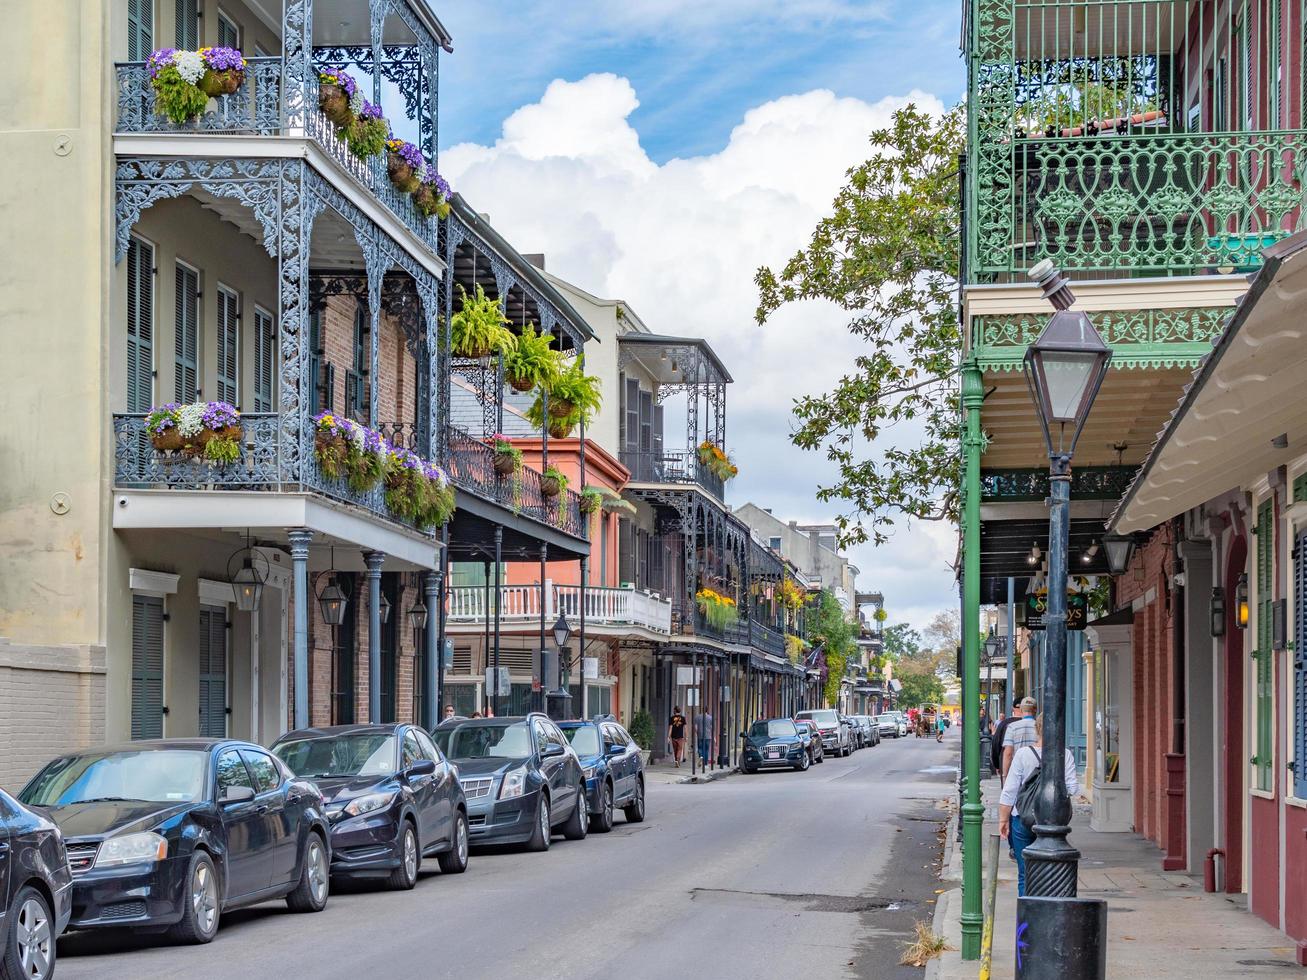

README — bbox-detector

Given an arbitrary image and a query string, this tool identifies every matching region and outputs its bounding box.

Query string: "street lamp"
[1021,259,1112,899]
[378,590,392,625]
[546,612,574,719]
[1235,573,1250,630]
[1102,533,1136,575]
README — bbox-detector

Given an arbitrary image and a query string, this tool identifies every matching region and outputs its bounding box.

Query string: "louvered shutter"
[128,0,153,62]
[216,288,238,405]
[175,0,198,49]
[131,596,165,739]
[126,237,154,413]
[652,404,664,460]
[174,264,199,403]
[308,311,323,413]
[624,377,640,472]
[1272,2,1283,127]
[1243,23,1254,130]
[198,605,228,737]
[217,12,239,50]
[1295,530,1307,800]
[1256,499,1274,790]
[254,308,274,412]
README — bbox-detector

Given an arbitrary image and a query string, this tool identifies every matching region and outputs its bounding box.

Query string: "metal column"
[424,569,440,729]
[289,529,312,730]
[365,551,385,723]
[1007,576,1016,712]
[493,526,503,717]
[960,364,984,959]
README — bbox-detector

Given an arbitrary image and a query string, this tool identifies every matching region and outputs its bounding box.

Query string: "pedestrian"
[1001,697,1038,782]
[471,711,483,719]
[935,713,946,741]
[443,704,456,722]
[668,706,687,767]
[695,706,715,767]
[991,709,1016,776]
[998,713,1079,895]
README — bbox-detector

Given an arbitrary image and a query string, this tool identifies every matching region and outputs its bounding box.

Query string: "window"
[253,307,274,411]
[333,573,357,724]
[1214,58,1228,131]
[128,0,154,65]
[1294,527,1307,800]
[1255,498,1274,790]
[174,263,200,402]
[215,749,253,796]
[414,729,441,763]
[126,236,155,413]
[533,722,549,756]
[131,595,165,739]
[346,304,369,422]
[401,731,422,769]
[768,536,782,551]
[241,750,280,792]
[308,310,326,413]
[216,285,239,406]
[217,9,240,50]
[198,605,227,738]
[1269,1,1282,127]
[174,0,199,49]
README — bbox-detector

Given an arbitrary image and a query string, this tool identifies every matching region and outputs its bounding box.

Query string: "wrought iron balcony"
[621,449,725,499]
[445,583,673,634]
[113,61,442,257]
[980,466,1139,502]
[445,425,585,538]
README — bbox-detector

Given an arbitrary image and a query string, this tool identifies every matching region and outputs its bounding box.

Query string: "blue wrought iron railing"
[621,449,725,500]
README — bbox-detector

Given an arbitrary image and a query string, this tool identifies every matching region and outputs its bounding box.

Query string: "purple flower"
[425,172,451,200]
[200,401,240,430]
[387,138,424,170]
[358,99,384,121]
[200,46,245,72]
[318,68,357,98]
[147,48,178,77]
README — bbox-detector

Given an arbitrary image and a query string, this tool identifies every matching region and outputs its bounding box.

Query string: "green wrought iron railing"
[967,0,1307,279]
[980,465,1139,501]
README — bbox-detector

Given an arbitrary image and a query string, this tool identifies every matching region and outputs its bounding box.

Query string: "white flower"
[173,50,206,85]
[348,89,364,117]
[176,403,205,437]
[348,424,366,451]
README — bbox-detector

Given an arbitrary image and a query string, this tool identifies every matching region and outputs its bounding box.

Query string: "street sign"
[676,666,702,686]
[582,656,599,680]
[1023,592,1088,631]
[442,638,454,669]
[484,666,510,696]
[686,688,699,706]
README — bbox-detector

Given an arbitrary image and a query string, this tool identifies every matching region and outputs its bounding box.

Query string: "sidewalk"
[642,759,737,786]
[928,777,1300,978]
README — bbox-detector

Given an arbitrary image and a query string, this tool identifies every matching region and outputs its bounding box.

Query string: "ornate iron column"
[493,525,503,717]
[365,551,385,722]
[289,529,313,729]
[424,569,440,728]
[960,362,985,960]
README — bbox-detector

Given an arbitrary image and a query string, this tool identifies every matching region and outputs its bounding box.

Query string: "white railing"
[446,583,671,634]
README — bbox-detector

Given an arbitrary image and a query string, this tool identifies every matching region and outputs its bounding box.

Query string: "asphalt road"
[57,730,959,980]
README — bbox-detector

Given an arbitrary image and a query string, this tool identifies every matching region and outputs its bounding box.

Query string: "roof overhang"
[617,333,733,385]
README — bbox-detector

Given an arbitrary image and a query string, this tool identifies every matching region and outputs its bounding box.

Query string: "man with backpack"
[997,713,1080,895]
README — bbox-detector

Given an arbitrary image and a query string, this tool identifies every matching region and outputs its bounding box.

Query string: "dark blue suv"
[557,716,646,833]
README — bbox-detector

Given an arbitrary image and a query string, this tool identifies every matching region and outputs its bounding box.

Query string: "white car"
[890,711,909,737]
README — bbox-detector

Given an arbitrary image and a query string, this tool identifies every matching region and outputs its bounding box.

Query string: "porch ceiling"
[193,188,370,270]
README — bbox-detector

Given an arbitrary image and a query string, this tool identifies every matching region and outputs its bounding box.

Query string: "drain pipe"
[1204,848,1224,892]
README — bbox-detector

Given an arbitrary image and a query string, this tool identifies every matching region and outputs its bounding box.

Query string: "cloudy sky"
[435,1,965,632]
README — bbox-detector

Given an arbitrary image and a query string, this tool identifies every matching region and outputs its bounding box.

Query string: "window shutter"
[175,0,198,49]
[308,310,323,414]
[198,605,228,737]
[1295,530,1307,800]
[624,377,640,468]
[653,404,664,459]
[217,12,239,50]
[216,288,238,406]
[1271,2,1282,127]
[126,237,154,413]
[254,308,274,412]
[1256,499,1274,790]
[128,0,154,61]
[174,264,199,403]
[131,596,165,739]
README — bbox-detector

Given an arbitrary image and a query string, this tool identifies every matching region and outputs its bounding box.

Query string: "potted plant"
[316,68,357,127]
[385,138,424,193]
[525,395,581,439]
[412,171,452,220]
[629,710,655,764]
[489,434,522,477]
[695,587,739,630]
[346,99,388,158]
[197,46,246,96]
[539,465,568,498]
[544,361,602,421]
[579,486,604,515]
[414,462,456,529]
[148,49,211,124]
[383,450,456,529]
[450,284,513,359]
[145,401,242,462]
[502,324,559,392]
[313,413,386,492]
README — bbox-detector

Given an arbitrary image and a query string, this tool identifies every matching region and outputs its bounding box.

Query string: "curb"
[677,767,738,784]
[924,887,953,980]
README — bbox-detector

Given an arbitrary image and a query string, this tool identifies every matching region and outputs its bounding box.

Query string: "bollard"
[1015,896,1107,980]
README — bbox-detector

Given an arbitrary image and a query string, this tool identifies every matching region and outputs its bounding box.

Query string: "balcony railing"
[113,60,442,257]
[621,449,725,499]
[980,466,1138,502]
[445,583,673,634]
[446,425,585,538]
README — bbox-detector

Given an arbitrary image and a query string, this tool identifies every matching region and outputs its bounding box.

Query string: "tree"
[881,613,957,708]
[755,103,965,548]
[882,622,923,660]
[896,667,946,710]
[809,589,856,706]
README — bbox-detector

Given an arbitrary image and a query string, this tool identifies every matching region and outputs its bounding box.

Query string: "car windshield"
[799,710,839,726]
[562,726,601,756]
[273,733,396,778]
[440,723,532,761]
[751,720,797,738]
[20,750,208,807]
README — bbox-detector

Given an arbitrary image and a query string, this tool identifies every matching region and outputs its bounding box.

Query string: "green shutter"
[217,12,239,50]
[254,308,274,412]
[198,605,227,738]
[1256,499,1273,791]
[131,596,165,739]
[174,264,199,403]
[126,237,154,413]
[1293,531,1307,800]
[175,0,198,49]
[128,0,154,61]
[216,287,238,406]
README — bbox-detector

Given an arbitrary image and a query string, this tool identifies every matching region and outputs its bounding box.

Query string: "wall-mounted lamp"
[1209,587,1226,637]
[1102,533,1136,575]
[1235,573,1249,630]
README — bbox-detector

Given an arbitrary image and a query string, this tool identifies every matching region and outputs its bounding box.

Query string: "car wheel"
[795,751,810,771]
[437,810,470,874]
[622,777,646,823]
[525,794,552,852]
[590,782,615,834]
[386,821,420,890]
[1,885,55,980]
[286,832,329,912]
[562,783,589,841]
[165,850,220,945]
[815,749,824,764]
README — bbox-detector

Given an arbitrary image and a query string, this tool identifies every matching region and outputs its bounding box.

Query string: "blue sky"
[435,0,965,162]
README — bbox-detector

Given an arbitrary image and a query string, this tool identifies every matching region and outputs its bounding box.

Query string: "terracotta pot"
[199,68,244,98]
[493,454,517,477]
[318,83,352,126]
[548,420,573,440]
[507,374,534,393]
[150,428,184,452]
[387,152,422,193]
[547,398,575,420]
[540,475,562,498]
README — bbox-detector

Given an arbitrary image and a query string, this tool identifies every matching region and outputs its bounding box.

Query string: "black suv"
[433,713,588,851]
[0,788,72,980]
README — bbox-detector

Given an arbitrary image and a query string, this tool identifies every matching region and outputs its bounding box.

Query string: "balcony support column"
[493,525,503,717]
[960,362,985,960]
[483,558,491,714]
[435,523,449,715]
[365,551,385,722]
[289,529,313,730]
[424,568,440,729]
[536,542,548,714]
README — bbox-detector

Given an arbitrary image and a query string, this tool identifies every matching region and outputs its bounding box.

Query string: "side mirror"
[738,731,747,739]
[221,784,255,805]
[543,742,565,758]
[606,743,625,757]
[408,758,437,777]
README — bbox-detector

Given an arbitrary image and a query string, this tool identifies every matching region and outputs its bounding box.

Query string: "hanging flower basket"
[386,140,424,193]
[412,178,452,220]
[494,455,518,476]
[547,419,573,440]
[149,48,245,125]
[317,69,357,127]
[145,402,242,462]
[547,398,575,420]
[507,373,535,393]
[199,67,244,97]
[579,489,604,515]
[539,476,562,497]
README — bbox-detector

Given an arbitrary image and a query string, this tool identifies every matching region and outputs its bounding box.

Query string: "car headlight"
[582,766,596,780]
[341,792,395,819]
[499,769,527,800]
[94,832,167,868]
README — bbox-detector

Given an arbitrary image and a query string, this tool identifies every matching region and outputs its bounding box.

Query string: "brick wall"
[319,295,416,429]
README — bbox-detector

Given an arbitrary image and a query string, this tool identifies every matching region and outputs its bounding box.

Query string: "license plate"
[767,750,780,759]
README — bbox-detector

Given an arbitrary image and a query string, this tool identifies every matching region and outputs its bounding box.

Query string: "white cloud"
[444,73,957,630]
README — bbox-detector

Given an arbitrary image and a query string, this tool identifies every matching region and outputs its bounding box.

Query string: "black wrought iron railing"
[621,449,725,499]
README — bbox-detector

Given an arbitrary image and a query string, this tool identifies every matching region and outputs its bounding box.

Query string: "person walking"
[998,713,1079,895]
[935,713,947,741]
[695,707,715,768]
[1001,696,1038,782]
[991,710,1015,776]
[668,707,687,767]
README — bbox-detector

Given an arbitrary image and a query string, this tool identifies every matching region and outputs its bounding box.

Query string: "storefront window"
[1094,647,1121,783]
[444,683,479,718]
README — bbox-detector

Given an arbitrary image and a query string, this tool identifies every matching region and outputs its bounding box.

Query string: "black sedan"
[741,719,811,772]
[19,739,331,944]
[0,788,72,980]
[272,724,468,889]
[793,719,825,764]
[433,713,587,851]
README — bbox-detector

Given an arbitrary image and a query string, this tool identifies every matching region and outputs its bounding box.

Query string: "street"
[55,734,956,980]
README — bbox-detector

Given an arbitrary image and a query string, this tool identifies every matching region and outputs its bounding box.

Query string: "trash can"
[1015,895,1107,980]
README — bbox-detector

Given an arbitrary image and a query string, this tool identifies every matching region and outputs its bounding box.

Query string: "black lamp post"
[547,611,573,719]
[1021,259,1112,899]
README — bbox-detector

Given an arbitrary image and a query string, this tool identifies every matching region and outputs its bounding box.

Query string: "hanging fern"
[450,284,514,358]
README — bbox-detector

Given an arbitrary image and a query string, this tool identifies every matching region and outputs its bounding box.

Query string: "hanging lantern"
[319,577,348,626]
[378,590,392,625]
[225,532,269,612]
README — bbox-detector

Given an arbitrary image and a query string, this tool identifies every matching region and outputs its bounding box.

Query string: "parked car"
[874,713,900,738]
[18,740,331,944]
[855,715,880,746]
[890,711,909,737]
[557,717,646,833]
[0,788,72,980]
[432,714,588,851]
[740,718,810,772]
[846,716,865,751]
[794,709,851,757]
[271,724,468,890]
[792,719,824,764]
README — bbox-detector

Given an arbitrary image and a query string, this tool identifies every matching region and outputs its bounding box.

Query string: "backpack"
[1016,748,1042,830]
